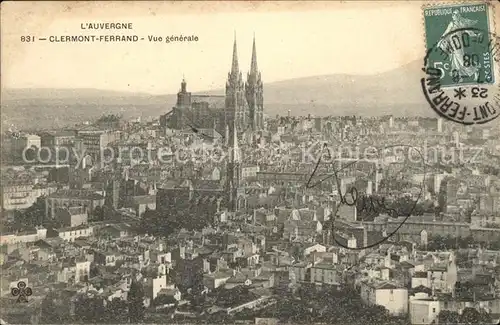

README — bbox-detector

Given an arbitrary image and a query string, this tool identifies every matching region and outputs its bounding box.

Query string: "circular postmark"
[421,27,500,125]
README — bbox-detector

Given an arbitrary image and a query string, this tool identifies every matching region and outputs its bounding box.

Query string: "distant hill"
[1,59,432,130]
[262,59,429,117]
[1,88,153,100]
[1,88,172,131]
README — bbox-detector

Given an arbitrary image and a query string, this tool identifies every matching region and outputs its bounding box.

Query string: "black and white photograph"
[1,1,500,324]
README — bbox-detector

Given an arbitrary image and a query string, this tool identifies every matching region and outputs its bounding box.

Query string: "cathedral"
[156,36,264,213]
[161,35,264,136]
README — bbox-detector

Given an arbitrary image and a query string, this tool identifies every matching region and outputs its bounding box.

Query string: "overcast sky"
[2,1,497,95]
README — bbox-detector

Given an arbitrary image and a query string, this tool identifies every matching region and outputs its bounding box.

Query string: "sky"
[1,1,497,95]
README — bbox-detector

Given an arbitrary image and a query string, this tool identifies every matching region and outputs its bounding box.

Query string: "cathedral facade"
[161,36,264,135]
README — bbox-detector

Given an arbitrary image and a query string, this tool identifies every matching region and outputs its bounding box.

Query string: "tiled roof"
[226,273,249,283]
[399,261,415,268]
[158,288,178,297]
[372,281,401,290]
[191,95,225,109]
[193,179,222,190]
[67,206,87,215]
[204,271,232,280]
[158,179,189,189]
[414,271,428,278]
[57,224,92,232]
[312,263,336,270]
[132,195,156,205]
[47,130,76,137]
[410,285,432,295]
[429,265,447,272]
[48,189,104,200]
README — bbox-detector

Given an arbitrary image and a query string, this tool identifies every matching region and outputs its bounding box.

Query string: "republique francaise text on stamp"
[422,2,500,125]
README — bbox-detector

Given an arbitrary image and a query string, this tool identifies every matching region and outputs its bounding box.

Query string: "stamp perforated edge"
[421,1,497,44]
[420,1,499,87]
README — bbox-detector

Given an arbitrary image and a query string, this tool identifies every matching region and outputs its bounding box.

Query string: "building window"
[432,308,436,313]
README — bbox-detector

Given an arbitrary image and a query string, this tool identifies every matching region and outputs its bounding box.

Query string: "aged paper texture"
[1,1,500,324]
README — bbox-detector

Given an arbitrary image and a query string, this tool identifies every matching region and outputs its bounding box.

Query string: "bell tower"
[225,34,248,131]
[245,34,264,130]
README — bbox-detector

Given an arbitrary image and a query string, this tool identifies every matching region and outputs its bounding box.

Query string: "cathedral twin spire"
[226,33,263,132]
[225,33,262,212]
[230,33,240,78]
[230,33,259,80]
[249,35,259,81]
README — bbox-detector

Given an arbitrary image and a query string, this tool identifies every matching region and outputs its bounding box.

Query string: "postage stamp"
[421,2,500,125]
[423,2,494,87]
[2,1,500,324]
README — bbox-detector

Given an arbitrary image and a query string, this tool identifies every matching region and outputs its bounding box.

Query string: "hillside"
[1,59,432,130]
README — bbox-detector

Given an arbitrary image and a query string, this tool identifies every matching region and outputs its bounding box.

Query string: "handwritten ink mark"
[306,144,427,250]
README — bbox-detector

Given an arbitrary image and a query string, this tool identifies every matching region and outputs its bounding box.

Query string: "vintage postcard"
[1,1,500,325]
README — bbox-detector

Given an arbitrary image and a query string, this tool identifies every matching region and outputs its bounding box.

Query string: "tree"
[40,295,58,323]
[437,310,460,324]
[48,166,70,183]
[138,202,214,237]
[139,208,178,237]
[460,307,484,325]
[458,236,474,249]
[128,279,145,323]
[154,294,178,307]
[443,234,457,249]
[13,196,47,228]
[96,114,122,124]
[105,298,128,323]
[427,235,446,251]
[477,309,493,324]
[40,294,67,324]
[92,206,104,221]
[489,236,500,250]
[89,263,100,278]
[74,296,105,323]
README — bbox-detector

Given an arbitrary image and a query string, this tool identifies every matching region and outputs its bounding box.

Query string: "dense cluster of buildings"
[1,38,500,325]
